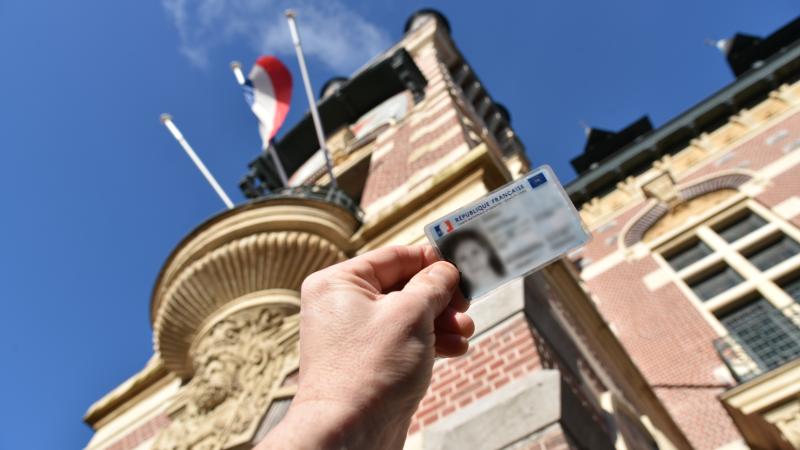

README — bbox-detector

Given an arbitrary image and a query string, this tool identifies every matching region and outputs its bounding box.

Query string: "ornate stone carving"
[153,298,300,450]
[641,171,679,207]
[151,198,359,377]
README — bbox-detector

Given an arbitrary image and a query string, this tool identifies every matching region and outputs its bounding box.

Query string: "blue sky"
[0,1,796,448]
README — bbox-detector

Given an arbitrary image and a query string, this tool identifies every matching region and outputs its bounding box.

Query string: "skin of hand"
[256,245,475,450]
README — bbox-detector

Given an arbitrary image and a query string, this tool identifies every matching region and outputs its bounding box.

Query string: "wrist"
[257,397,377,450]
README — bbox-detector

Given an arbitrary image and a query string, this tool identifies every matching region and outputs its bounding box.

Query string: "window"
[779,276,800,302]
[689,266,744,301]
[744,235,800,271]
[659,203,800,382]
[718,298,800,372]
[715,212,767,243]
[664,240,713,271]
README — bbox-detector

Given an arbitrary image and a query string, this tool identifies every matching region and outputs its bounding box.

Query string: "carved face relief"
[153,301,299,450]
[194,358,236,413]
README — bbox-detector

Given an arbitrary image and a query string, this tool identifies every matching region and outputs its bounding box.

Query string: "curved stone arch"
[622,203,670,248]
[678,172,752,203]
[621,171,753,248]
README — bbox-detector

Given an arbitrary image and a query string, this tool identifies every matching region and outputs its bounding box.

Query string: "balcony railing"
[715,303,800,383]
[260,185,364,222]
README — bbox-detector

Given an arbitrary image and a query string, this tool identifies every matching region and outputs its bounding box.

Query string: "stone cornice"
[83,355,171,428]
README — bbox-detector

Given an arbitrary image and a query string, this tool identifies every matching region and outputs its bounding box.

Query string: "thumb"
[400,261,460,319]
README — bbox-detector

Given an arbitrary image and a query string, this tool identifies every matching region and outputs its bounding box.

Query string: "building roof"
[725,17,800,77]
[567,16,800,204]
[570,116,653,176]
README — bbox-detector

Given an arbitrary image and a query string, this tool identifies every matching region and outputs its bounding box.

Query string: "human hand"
[257,245,474,449]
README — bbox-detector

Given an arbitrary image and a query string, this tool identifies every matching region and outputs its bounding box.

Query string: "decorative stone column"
[149,195,359,450]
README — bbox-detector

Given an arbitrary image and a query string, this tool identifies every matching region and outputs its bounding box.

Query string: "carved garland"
[153,299,300,450]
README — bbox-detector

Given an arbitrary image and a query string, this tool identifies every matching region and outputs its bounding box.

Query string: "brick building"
[567,16,800,450]
[80,9,800,450]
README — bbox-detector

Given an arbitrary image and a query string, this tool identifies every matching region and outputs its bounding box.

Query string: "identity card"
[424,165,591,299]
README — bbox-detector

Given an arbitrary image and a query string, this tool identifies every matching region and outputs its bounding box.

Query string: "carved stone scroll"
[153,296,299,450]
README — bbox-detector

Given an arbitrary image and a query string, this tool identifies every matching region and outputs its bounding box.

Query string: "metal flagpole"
[285,9,339,190]
[230,61,291,188]
[230,61,247,85]
[160,113,235,209]
[267,140,290,186]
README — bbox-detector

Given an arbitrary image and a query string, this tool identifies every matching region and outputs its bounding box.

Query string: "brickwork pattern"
[360,44,471,210]
[408,314,541,435]
[574,109,800,449]
[757,162,800,229]
[102,413,170,450]
[581,109,800,266]
[584,257,740,449]
[680,110,800,185]
[579,202,650,264]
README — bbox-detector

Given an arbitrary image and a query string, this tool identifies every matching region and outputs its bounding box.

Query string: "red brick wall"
[584,256,740,450]
[680,110,800,185]
[575,108,800,449]
[408,314,541,435]
[757,163,800,228]
[580,202,650,264]
[360,44,471,209]
[102,413,170,450]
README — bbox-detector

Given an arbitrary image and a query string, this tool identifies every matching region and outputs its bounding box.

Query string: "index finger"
[341,245,442,292]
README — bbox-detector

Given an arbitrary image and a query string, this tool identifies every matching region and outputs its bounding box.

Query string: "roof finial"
[704,38,732,54]
[579,120,592,137]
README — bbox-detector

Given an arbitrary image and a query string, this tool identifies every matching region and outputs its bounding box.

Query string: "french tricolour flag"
[243,56,293,148]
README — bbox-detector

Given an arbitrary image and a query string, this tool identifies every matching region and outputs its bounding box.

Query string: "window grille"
[718,298,800,374]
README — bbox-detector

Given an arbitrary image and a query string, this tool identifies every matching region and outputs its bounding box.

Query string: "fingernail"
[429,262,454,277]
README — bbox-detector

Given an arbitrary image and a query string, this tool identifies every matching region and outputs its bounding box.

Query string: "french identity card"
[424,165,591,299]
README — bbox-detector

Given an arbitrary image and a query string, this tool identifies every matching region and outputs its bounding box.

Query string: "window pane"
[665,240,713,271]
[744,235,800,271]
[718,298,800,372]
[780,276,800,302]
[716,212,767,243]
[689,266,744,300]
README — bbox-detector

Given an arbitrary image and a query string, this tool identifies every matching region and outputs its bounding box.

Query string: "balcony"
[146,188,362,449]
[265,185,364,222]
[150,189,362,378]
[714,303,800,383]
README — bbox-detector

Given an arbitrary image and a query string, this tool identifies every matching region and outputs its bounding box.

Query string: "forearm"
[256,398,409,450]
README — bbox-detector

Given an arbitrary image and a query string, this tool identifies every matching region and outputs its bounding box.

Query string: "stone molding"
[84,355,169,428]
[151,197,359,378]
[621,172,752,247]
[420,370,561,450]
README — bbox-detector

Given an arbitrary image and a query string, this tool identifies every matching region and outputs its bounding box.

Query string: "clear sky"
[0,1,796,448]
